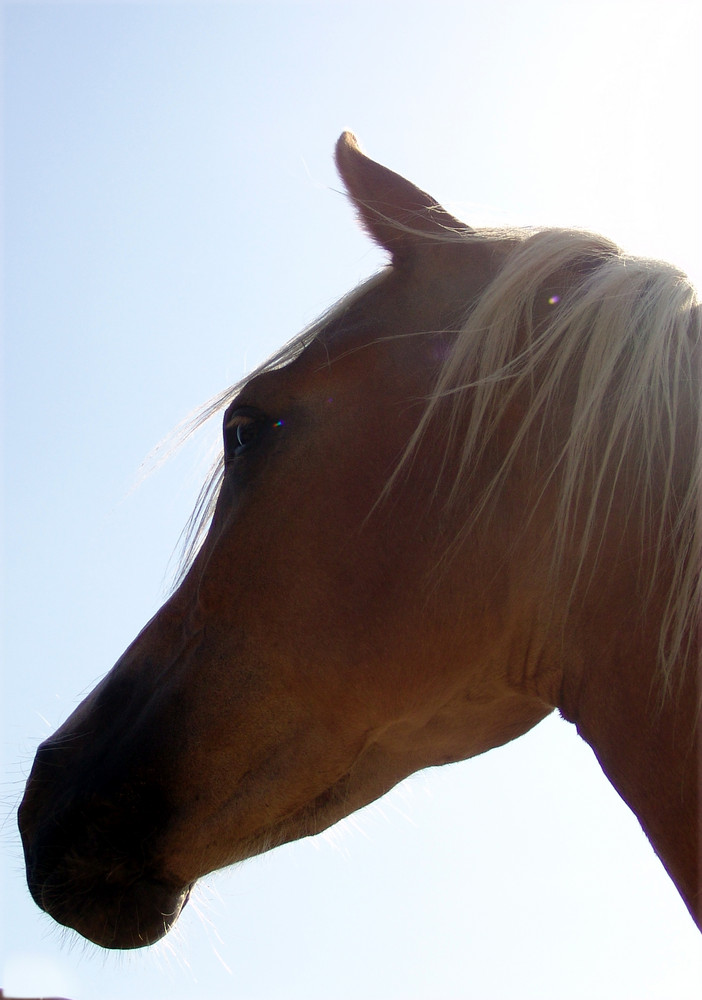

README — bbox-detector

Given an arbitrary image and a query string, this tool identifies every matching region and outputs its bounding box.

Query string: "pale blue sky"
[2,2,701,998]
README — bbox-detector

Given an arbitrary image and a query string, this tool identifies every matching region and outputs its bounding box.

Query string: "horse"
[19,132,701,950]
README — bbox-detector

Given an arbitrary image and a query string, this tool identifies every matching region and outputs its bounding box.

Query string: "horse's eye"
[224,408,268,461]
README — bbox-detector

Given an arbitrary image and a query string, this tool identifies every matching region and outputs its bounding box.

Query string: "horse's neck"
[560,631,700,928]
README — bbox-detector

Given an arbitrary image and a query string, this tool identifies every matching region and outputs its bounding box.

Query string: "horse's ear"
[335,131,472,264]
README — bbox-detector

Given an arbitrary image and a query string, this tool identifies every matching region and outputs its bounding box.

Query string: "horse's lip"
[39,874,193,950]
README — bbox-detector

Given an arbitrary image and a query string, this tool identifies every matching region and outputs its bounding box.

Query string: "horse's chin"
[32,873,192,950]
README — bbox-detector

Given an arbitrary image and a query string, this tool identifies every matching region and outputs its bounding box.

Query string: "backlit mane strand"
[405,226,701,691]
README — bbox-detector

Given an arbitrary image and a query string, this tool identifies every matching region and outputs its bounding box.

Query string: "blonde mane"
[411,228,700,688]
[180,226,701,687]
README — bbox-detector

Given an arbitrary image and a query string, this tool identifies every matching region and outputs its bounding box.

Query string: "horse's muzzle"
[18,733,192,949]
